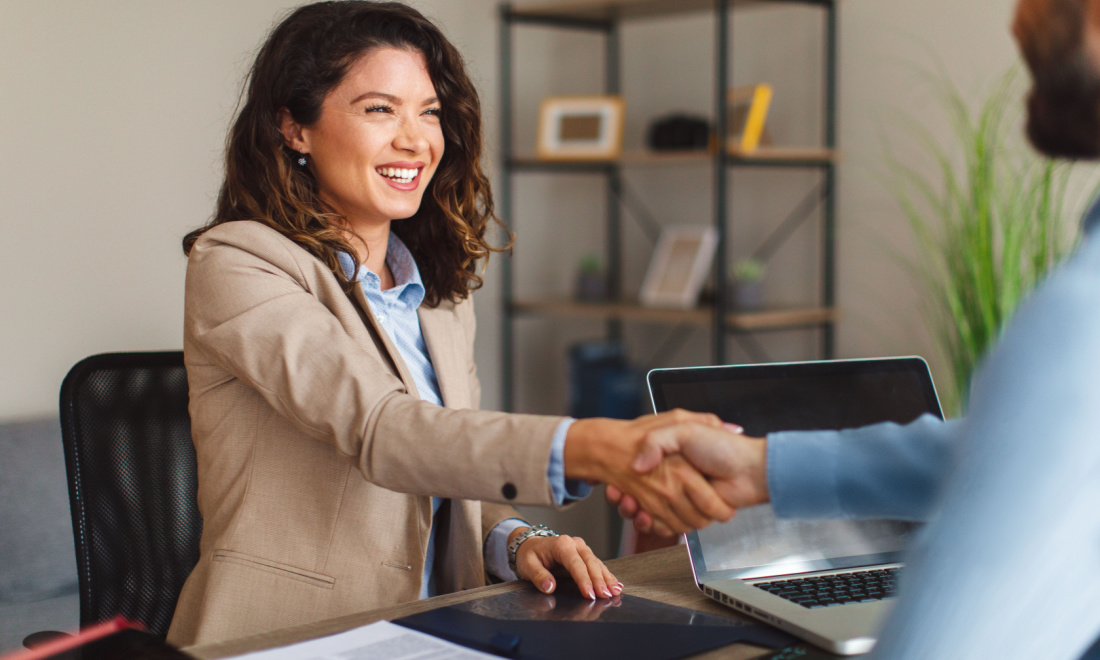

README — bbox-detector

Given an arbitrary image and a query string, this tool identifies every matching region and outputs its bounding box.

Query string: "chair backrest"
[59,352,201,637]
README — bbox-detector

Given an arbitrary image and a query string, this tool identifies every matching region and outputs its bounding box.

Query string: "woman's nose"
[393,116,430,153]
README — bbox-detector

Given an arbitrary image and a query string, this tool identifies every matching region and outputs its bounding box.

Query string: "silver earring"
[297,154,308,167]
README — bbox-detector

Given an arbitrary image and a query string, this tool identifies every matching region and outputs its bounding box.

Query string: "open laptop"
[647,357,943,656]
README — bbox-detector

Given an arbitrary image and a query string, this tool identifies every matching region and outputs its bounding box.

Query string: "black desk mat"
[395,583,797,659]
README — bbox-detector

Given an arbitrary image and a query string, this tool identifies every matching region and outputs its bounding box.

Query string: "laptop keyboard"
[755,568,900,609]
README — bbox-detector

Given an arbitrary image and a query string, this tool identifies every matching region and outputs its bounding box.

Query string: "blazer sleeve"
[457,283,483,412]
[455,298,529,536]
[184,223,563,506]
[480,502,524,543]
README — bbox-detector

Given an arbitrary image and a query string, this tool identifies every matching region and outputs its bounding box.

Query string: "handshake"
[563,410,772,537]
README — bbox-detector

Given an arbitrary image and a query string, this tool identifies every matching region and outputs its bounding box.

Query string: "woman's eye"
[364,104,392,113]
[423,107,442,117]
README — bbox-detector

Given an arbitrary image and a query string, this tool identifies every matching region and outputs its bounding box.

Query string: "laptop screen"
[648,357,943,581]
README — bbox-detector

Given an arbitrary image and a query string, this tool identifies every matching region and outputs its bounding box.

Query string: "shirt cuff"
[548,418,592,505]
[485,518,528,582]
[767,429,843,519]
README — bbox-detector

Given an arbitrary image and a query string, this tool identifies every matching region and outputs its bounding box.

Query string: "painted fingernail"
[723,423,743,433]
[586,587,596,600]
[542,579,554,593]
[600,586,612,598]
[613,582,624,594]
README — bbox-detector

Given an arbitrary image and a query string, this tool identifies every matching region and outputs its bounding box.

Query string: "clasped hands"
[513,411,769,602]
[566,411,771,537]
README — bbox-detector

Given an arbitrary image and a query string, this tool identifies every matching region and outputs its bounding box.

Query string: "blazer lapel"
[349,285,421,399]
[418,304,469,410]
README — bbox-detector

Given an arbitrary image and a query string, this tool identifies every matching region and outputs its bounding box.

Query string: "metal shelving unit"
[499,0,839,411]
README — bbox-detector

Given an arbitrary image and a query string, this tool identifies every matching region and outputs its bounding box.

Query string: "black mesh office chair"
[58,351,201,637]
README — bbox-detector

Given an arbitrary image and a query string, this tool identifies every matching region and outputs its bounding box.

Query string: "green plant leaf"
[882,67,1092,415]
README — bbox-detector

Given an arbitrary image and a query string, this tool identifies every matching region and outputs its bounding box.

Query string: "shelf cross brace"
[608,175,664,244]
[732,332,770,364]
[751,182,826,263]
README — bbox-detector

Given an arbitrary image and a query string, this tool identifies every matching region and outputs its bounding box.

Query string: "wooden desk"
[185,545,774,659]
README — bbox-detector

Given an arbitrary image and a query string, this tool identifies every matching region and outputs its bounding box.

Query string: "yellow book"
[727,84,773,153]
[741,84,773,152]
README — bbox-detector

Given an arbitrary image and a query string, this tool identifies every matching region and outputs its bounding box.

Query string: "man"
[615,0,1100,657]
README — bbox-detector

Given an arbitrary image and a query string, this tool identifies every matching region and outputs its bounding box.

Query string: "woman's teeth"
[377,167,418,183]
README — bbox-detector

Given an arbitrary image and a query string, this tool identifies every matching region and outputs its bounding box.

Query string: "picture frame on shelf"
[639,225,718,309]
[726,84,773,153]
[536,95,625,160]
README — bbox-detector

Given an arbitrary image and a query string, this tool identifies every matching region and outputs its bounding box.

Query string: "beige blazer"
[166,221,565,647]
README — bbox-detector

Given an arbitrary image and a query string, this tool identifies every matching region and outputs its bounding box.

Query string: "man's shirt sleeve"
[767,414,958,522]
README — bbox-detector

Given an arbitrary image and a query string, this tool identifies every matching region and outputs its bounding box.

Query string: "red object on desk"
[2,617,141,660]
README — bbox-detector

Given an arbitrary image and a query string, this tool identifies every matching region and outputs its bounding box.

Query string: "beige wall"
[1,0,294,419]
[1,0,1066,552]
[0,0,499,421]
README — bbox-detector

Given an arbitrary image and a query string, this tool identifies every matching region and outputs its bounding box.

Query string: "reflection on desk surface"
[397,585,800,659]
[454,585,752,627]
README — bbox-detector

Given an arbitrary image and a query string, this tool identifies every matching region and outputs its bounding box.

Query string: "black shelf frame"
[498,0,838,412]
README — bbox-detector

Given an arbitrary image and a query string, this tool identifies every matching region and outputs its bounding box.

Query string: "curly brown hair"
[183,0,509,305]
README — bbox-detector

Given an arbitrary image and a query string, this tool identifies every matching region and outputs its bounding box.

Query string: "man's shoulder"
[1031,235,1100,317]
[972,236,1100,403]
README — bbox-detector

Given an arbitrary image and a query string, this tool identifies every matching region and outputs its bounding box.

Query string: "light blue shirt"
[338,235,587,598]
[767,209,1100,658]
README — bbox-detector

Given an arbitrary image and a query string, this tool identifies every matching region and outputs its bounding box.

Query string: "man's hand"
[563,410,736,536]
[606,423,770,534]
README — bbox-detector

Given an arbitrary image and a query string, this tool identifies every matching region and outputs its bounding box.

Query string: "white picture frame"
[639,226,718,309]
[536,95,625,161]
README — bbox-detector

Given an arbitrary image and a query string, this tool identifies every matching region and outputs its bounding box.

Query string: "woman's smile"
[375,161,424,189]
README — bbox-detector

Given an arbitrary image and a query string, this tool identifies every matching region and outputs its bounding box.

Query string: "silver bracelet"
[507,523,559,575]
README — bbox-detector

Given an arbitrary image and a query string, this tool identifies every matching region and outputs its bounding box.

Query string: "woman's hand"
[512,529,622,601]
[563,410,736,535]
[521,592,621,622]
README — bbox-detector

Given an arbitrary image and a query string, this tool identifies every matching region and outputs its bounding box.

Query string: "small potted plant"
[574,254,607,302]
[729,258,766,311]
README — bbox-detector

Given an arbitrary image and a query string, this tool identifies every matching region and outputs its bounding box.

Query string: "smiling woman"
[278,47,446,287]
[168,0,733,649]
[182,1,498,307]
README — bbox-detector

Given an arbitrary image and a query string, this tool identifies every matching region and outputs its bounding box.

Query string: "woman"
[167,1,732,647]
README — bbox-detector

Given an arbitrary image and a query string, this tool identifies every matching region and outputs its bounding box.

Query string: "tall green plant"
[886,70,1084,414]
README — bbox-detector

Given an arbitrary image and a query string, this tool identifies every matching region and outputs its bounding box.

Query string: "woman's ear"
[278,108,309,153]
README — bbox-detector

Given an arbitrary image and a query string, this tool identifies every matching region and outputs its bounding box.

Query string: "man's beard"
[1026,55,1100,159]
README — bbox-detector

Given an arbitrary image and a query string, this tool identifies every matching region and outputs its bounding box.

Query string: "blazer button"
[501,483,517,500]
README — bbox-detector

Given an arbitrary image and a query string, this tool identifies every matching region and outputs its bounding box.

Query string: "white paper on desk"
[225,620,498,660]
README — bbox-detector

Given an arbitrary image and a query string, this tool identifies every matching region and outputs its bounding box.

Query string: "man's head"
[1014,0,1100,158]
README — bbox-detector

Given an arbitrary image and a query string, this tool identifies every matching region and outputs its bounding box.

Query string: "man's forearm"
[768,414,957,521]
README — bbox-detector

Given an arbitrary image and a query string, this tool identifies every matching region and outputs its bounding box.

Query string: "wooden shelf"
[509,147,836,170]
[726,146,837,166]
[499,0,840,409]
[512,298,837,331]
[510,0,830,22]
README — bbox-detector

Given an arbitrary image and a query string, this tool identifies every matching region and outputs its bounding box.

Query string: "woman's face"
[288,47,445,230]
